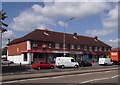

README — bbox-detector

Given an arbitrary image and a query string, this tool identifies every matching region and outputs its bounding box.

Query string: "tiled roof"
[8,29,111,47]
[111,48,120,51]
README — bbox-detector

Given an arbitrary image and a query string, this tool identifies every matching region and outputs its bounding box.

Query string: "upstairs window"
[32,43,38,48]
[71,44,74,49]
[84,46,87,51]
[99,47,102,51]
[104,47,107,51]
[95,47,98,51]
[55,43,60,49]
[48,44,52,48]
[77,45,80,50]
[89,46,92,51]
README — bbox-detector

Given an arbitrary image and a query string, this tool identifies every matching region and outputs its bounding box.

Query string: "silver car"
[1,60,14,65]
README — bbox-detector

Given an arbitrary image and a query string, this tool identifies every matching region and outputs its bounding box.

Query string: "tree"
[0,10,8,28]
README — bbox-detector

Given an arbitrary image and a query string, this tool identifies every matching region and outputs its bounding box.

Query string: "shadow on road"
[2,65,31,73]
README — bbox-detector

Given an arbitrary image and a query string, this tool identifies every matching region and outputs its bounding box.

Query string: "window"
[77,45,80,50]
[89,46,92,51]
[65,44,67,49]
[24,53,27,61]
[95,47,98,51]
[104,47,106,51]
[48,44,52,48]
[99,47,102,51]
[71,59,75,62]
[32,43,38,47]
[71,44,74,49]
[108,48,111,51]
[84,46,87,51]
[55,43,60,49]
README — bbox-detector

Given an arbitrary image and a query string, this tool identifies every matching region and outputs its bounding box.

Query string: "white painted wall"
[7,54,29,64]
[27,41,31,50]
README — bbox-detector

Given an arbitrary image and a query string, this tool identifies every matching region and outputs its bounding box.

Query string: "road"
[2,64,119,75]
[2,68,119,85]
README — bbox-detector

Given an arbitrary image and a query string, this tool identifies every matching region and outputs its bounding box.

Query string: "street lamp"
[63,17,75,57]
[0,28,7,58]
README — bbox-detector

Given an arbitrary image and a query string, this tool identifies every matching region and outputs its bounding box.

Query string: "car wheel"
[74,65,78,68]
[37,67,41,70]
[61,65,65,69]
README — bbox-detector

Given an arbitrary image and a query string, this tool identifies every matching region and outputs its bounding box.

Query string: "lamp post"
[63,17,75,57]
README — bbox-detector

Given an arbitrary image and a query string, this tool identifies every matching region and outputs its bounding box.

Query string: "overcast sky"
[1,0,120,48]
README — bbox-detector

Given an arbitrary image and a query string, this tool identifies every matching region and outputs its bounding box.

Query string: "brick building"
[7,29,111,64]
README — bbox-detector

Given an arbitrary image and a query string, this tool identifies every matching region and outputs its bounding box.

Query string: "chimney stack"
[74,32,77,36]
[8,39,10,44]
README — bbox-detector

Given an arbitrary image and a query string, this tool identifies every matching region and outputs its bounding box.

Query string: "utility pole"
[0,10,8,75]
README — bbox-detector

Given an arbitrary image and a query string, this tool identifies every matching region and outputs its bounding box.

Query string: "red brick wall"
[8,41,27,56]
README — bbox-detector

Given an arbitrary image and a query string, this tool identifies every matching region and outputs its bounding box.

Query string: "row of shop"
[21,50,109,64]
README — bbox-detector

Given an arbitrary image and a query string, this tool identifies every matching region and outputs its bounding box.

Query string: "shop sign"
[111,52,118,56]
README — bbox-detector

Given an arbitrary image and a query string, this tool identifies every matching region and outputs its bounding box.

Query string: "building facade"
[7,29,111,64]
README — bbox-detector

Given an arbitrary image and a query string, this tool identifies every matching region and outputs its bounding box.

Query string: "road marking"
[80,77,110,84]
[104,71,112,73]
[111,75,118,79]
[80,74,118,84]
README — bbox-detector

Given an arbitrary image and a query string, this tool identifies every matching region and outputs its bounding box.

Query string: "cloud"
[2,30,16,47]
[86,4,118,37]
[106,39,120,48]
[10,2,106,32]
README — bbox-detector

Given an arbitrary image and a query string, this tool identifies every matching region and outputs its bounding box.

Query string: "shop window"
[55,43,60,49]
[24,53,27,61]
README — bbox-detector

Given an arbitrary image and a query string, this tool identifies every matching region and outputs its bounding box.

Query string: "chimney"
[73,32,77,39]
[8,39,10,44]
[74,32,77,36]
[94,36,98,41]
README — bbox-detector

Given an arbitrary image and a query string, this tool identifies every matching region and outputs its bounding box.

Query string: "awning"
[22,50,52,53]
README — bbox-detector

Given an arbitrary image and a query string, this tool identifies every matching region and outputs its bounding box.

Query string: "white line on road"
[111,75,118,79]
[80,77,110,84]
[2,70,117,84]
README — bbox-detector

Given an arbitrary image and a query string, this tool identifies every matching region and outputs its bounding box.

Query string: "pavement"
[2,66,119,82]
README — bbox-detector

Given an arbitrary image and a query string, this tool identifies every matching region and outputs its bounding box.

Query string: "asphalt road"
[2,64,119,76]
[2,68,119,85]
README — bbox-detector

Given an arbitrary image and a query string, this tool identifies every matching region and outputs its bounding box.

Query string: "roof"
[111,48,120,51]
[8,29,111,47]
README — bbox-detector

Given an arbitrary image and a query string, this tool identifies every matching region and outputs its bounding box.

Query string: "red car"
[32,61,55,70]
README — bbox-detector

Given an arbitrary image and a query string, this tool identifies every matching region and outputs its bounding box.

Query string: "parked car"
[55,57,79,68]
[78,61,92,67]
[32,61,55,70]
[1,60,14,65]
[98,58,113,66]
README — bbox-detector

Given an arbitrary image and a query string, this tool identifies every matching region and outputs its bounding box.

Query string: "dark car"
[78,61,92,67]
[32,61,55,70]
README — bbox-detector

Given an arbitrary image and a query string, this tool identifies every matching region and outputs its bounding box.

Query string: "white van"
[55,57,79,68]
[98,58,113,66]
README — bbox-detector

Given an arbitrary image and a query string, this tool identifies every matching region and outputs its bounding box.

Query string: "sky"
[1,0,119,48]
